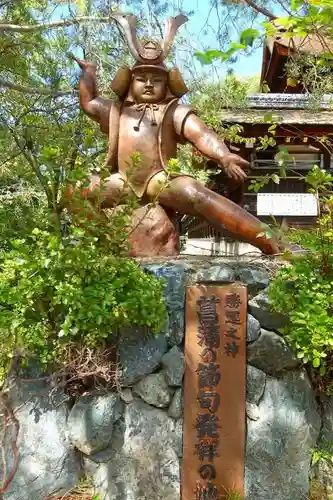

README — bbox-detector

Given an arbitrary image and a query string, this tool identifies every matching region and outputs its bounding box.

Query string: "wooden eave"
[261,32,333,93]
[220,108,333,125]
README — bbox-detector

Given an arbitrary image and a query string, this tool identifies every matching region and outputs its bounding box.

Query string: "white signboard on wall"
[257,193,318,216]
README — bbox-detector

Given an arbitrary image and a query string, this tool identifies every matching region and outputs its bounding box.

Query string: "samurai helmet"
[110,12,189,99]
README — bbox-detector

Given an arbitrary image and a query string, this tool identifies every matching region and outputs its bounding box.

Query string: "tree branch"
[275,0,293,17]
[0,115,54,206]
[0,16,115,33]
[241,0,276,20]
[0,391,20,497]
[0,79,77,96]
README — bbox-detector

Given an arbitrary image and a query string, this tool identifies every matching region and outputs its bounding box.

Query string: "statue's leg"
[64,173,133,224]
[66,173,132,207]
[147,174,279,255]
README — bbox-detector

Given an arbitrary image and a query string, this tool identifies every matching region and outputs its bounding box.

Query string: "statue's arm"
[73,57,112,133]
[182,113,249,183]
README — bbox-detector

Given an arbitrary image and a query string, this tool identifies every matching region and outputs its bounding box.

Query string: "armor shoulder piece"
[173,104,197,142]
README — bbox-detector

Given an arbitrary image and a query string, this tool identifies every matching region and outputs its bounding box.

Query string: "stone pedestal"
[2,258,331,500]
[128,205,180,257]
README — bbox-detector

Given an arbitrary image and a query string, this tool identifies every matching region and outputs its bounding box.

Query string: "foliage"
[199,0,333,95]
[308,478,331,500]
[224,490,243,500]
[45,475,100,499]
[198,0,333,388]
[171,145,213,185]
[285,54,333,96]
[311,444,333,467]
[269,253,333,372]
[181,75,284,189]
[310,443,333,500]
[0,181,48,250]
[144,75,258,186]
[195,28,260,65]
[0,222,167,380]
[189,75,258,129]
[0,1,174,389]
[268,166,333,378]
[175,75,259,184]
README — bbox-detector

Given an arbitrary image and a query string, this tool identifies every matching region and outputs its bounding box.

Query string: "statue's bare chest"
[118,104,165,155]
[118,104,168,196]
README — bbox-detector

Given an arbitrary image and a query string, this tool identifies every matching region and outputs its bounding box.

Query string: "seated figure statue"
[69,13,281,256]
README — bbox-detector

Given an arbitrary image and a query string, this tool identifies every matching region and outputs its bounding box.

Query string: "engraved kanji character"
[195,413,220,438]
[195,481,219,500]
[197,391,220,413]
[225,310,241,324]
[200,347,217,363]
[196,363,221,390]
[225,293,242,309]
[224,341,239,358]
[226,326,240,340]
[197,296,220,320]
[199,464,216,481]
[194,440,219,462]
[198,324,220,348]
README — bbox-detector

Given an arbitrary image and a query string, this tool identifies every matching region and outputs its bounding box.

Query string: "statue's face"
[131,70,168,103]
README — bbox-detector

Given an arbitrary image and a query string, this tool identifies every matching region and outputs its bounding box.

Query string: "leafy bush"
[0,181,48,250]
[189,74,258,133]
[0,225,167,381]
[268,167,333,379]
[269,254,333,372]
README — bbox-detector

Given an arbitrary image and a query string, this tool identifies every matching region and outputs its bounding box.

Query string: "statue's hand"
[220,153,249,183]
[71,55,97,71]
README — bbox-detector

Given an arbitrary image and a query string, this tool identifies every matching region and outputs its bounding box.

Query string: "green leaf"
[240,29,260,47]
[268,124,277,133]
[291,0,303,10]
[265,229,274,239]
[279,167,287,179]
[195,50,224,65]
[264,113,274,123]
[287,77,298,87]
[272,174,280,185]
[275,150,290,166]
[194,52,212,65]
[312,358,321,368]
[275,17,292,27]
[230,42,247,51]
[260,81,270,93]
[321,52,333,61]
[320,364,327,376]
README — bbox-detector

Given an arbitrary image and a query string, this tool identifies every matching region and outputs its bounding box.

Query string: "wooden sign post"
[182,283,247,500]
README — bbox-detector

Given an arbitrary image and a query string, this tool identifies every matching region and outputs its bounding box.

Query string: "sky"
[177,0,264,78]
[53,0,265,80]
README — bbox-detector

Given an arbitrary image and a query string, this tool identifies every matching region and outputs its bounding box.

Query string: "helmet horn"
[162,14,188,59]
[111,12,188,64]
[111,13,146,63]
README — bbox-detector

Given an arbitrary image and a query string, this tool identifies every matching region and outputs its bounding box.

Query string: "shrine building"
[182,31,333,255]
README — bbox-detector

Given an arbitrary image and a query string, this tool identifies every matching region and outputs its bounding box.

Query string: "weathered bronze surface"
[127,204,180,257]
[69,13,280,255]
[183,284,247,499]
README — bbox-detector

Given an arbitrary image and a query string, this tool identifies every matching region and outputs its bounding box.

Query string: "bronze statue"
[70,13,280,255]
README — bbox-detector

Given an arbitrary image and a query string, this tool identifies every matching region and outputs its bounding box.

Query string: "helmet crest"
[111,12,188,65]
[110,12,189,99]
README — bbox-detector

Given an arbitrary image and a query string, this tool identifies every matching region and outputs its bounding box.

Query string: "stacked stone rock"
[1,259,332,500]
